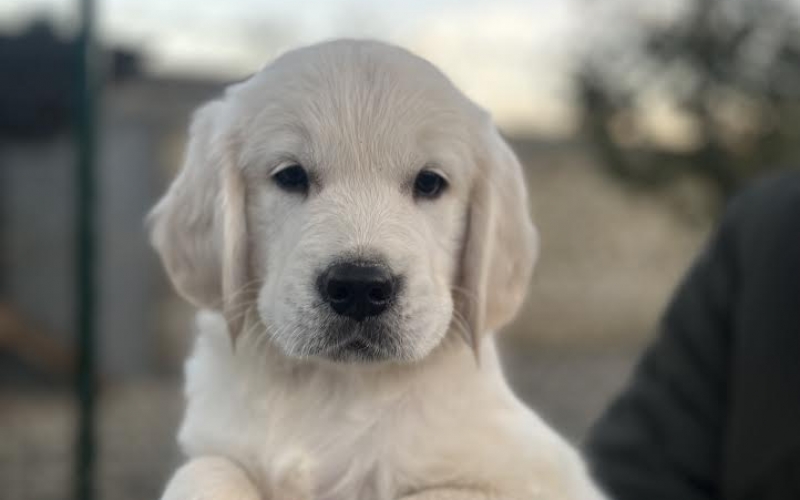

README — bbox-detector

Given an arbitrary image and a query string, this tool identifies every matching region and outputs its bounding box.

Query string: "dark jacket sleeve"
[584,172,800,500]
[584,214,736,500]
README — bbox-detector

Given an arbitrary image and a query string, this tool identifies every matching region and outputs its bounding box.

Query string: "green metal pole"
[75,0,99,498]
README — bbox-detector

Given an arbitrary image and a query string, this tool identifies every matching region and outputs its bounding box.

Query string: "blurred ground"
[0,341,642,500]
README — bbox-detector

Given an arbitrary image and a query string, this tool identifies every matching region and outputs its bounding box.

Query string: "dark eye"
[414,170,448,199]
[273,164,309,193]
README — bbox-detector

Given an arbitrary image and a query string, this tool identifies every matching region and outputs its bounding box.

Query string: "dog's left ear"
[458,122,539,353]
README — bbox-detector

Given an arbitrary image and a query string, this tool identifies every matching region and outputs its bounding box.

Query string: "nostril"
[327,280,351,303]
[367,282,392,304]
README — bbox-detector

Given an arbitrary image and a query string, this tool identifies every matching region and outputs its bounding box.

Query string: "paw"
[268,449,315,500]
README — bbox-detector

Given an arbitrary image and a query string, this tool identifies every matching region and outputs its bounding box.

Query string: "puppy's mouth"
[325,338,385,362]
[317,321,400,363]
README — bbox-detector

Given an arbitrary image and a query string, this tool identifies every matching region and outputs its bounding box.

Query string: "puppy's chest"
[182,376,413,500]
[178,333,503,500]
[257,400,397,499]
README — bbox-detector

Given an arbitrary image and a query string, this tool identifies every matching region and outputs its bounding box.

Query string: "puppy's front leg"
[399,490,503,500]
[401,485,603,500]
[161,456,261,500]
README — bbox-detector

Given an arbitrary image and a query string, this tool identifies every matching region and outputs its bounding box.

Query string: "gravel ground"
[0,343,643,500]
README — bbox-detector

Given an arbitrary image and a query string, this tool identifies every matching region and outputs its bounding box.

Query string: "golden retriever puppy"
[150,40,605,500]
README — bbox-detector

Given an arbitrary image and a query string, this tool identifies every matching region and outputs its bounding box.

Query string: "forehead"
[231,42,485,177]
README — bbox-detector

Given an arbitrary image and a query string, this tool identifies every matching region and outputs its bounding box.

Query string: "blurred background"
[1,0,799,498]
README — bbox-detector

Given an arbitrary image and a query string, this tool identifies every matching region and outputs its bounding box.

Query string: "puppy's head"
[149,41,537,363]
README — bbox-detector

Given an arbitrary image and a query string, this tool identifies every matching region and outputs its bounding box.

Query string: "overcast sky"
[0,0,693,135]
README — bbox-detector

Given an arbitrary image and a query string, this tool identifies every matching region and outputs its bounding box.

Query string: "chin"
[312,319,408,364]
[270,316,440,365]
[320,339,397,363]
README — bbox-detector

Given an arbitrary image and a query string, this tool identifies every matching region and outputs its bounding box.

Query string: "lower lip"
[342,339,371,352]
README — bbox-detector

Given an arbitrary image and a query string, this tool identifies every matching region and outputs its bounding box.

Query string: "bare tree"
[578,0,800,202]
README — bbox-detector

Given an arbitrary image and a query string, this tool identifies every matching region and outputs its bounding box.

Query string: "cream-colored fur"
[150,40,606,500]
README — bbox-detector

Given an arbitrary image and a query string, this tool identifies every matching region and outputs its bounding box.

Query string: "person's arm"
[584,197,742,500]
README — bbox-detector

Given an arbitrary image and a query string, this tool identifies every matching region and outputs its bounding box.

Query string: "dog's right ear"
[148,101,230,311]
[150,98,254,340]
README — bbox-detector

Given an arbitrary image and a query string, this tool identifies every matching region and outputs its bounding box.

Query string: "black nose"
[317,262,397,321]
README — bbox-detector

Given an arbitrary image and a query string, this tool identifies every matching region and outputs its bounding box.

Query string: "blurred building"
[0,20,222,378]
